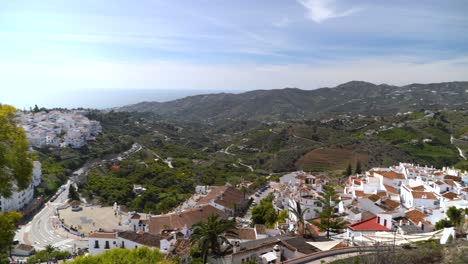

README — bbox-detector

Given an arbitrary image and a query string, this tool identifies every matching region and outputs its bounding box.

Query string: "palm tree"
[288,201,310,236]
[190,214,237,263]
[44,244,55,264]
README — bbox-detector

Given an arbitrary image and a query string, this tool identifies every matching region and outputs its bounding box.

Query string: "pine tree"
[68,184,80,201]
[315,185,346,238]
[346,163,352,176]
[355,160,362,174]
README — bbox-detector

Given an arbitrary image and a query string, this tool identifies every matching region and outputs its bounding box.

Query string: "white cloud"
[298,0,361,23]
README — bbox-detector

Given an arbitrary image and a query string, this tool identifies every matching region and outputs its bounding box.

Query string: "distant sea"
[3,89,241,110]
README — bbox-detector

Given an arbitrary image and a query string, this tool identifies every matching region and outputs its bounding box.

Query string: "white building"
[88,231,175,256]
[0,183,34,213]
[33,161,42,187]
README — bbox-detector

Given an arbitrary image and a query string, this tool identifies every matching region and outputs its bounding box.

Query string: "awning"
[307,240,341,251]
[261,252,278,262]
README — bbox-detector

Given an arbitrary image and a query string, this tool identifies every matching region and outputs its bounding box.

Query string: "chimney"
[273,245,281,263]
[233,241,240,253]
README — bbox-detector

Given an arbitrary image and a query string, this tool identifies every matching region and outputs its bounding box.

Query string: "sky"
[1,0,468,108]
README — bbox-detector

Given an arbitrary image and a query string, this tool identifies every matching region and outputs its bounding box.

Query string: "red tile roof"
[434,180,445,186]
[444,179,456,187]
[89,232,117,239]
[410,185,425,191]
[405,210,428,225]
[376,171,406,180]
[384,185,398,194]
[381,199,400,210]
[442,192,459,200]
[444,175,461,182]
[368,194,381,202]
[197,186,245,210]
[226,228,256,240]
[148,205,226,234]
[348,217,390,231]
[412,191,437,200]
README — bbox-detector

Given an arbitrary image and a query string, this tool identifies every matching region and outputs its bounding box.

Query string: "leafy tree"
[315,185,346,238]
[67,247,172,264]
[435,219,453,230]
[27,245,71,264]
[33,104,40,113]
[68,184,80,201]
[251,197,277,227]
[0,104,33,197]
[288,201,310,236]
[190,214,237,263]
[446,206,464,235]
[345,163,352,176]
[355,160,362,174]
[0,211,22,260]
[277,210,289,224]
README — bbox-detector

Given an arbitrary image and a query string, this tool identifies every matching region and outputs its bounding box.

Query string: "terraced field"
[295,147,368,172]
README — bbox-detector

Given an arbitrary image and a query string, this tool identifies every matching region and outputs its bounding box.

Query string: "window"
[94,240,99,248]
[384,219,387,227]
[105,241,110,249]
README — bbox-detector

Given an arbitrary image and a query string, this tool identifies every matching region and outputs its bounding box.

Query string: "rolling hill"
[117,81,468,121]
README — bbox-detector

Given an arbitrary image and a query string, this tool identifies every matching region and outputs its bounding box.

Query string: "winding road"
[15,181,87,252]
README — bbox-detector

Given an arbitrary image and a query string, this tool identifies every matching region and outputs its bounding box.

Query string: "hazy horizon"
[2,88,244,109]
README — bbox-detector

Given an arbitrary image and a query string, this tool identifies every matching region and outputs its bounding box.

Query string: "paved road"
[15,180,87,252]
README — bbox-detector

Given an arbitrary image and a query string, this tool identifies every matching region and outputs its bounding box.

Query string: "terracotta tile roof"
[444,179,456,187]
[442,192,459,200]
[197,186,245,210]
[118,231,164,248]
[226,228,256,240]
[354,190,371,198]
[131,213,141,219]
[410,185,425,191]
[376,171,406,180]
[361,211,376,221]
[89,232,117,239]
[148,205,226,234]
[405,210,428,226]
[384,185,399,194]
[381,199,400,210]
[348,217,390,231]
[368,194,381,202]
[376,191,388,198]
[444,175,461,182]
[434,180,445,186]
[412,191,437,200]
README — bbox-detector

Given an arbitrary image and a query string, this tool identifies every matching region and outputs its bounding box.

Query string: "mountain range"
[116,81,468,121]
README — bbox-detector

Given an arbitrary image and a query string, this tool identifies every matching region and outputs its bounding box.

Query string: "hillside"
[117,81,468,121]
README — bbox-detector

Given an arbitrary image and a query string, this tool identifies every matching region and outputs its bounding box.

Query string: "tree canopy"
[68,247,173,264]
[251,195,277,227]
[0,211,22,262]
[0,104,33,197]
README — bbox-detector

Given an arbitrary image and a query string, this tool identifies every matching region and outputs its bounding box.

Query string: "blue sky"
[1,0,468,107]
